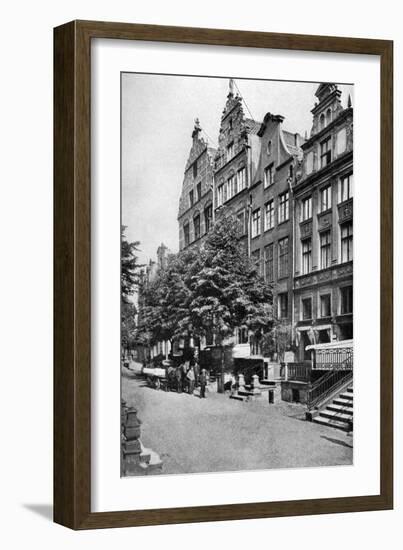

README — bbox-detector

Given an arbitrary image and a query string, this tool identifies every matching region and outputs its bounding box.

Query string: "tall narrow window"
[340,286,353,314]
[302,238,312,274]
[204,205,212,234]
[196,182,202,201]
[227,175,236,199]
[223,181,228,203]
[193,161,198,178]
[264,163,274,188]
[264,244,274,283]
[302,297,312,320]
[341,221,353,262]
[319,185,332,212]
[319,113,325,130]
[339,173,353,203]
[306,151,314,175]
[237,167,246,191]
[320,230,331,269]
[278,237,289,278]
[320,294,331,318]
[189,190,194,207]
[278,293,289,320]
[251,209,261,238]
[217,183,224,207]
[184,223,190,247]
[251,249,261,275]
[193,214,201,240]
[320,137,332,168]
[237,210,246,235]
[301,196,312,221]
[227,142,234,161]
[278,191,289,223]
[264,199,274,231]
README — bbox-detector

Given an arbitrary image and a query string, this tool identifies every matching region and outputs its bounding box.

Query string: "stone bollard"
[122,406,142,475]
[251,374,262,397]
[238,373,245,390]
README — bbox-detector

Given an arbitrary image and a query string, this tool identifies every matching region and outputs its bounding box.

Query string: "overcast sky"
[122,73,353,266]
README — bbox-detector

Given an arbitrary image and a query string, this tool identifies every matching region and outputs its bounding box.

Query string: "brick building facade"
[175,80,353,362]
[293,83,353,359]
[178,119,215,251]
[248,112,303,352]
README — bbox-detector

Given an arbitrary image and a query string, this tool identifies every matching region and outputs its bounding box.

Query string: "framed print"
[54,20,393,529]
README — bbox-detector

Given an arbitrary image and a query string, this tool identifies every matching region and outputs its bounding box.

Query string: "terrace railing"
[286,362,312,382]
[314,347,353,370]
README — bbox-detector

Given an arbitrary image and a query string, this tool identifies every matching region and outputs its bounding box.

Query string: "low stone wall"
[281,380,309,404]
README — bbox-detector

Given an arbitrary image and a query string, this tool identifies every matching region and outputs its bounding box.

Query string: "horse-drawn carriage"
[142,359,182,391]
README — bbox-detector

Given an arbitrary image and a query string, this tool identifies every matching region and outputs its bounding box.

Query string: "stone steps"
[327,403,354,414]
[333,397,353,407]
[312,384,353,432]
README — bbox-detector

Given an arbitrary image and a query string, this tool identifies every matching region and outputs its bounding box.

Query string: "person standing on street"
[176,365,183,393]
[200,368,207,399]
[186,363,195,395]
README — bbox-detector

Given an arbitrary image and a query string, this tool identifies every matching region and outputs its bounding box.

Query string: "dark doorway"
[292,388,300,403]
[300,331,311,360]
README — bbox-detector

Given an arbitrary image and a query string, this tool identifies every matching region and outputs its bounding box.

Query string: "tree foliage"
[136,214,274,348]
[188,214,274,342]
[121,226,143,354]
[121,225,143,304]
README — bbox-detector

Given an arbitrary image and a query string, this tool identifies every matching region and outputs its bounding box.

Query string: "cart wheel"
[155,378,161,390]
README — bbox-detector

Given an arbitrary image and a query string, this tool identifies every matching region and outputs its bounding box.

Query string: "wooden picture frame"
[54,20,393,530]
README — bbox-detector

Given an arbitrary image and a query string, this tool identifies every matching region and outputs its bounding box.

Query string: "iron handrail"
[307,369,353,410]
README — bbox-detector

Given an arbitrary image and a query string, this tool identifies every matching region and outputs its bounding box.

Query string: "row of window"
[301,286,353,320]
[300,174,353,222]
[251,191,290,238]
[250,219,352,283]
[251,237,289,282]
[183,205,213,247]
[189,181,202,209]
[217,167,246,206]
[301,221,353,274]
[276,285,353,321]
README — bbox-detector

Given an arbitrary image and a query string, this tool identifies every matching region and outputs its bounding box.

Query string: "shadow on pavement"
[320,435,353,448]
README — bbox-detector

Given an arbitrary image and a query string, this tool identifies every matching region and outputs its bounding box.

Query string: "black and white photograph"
[120,73,354,477]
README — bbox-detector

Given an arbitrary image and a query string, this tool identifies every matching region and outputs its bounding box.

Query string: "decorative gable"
[310,83,343,137]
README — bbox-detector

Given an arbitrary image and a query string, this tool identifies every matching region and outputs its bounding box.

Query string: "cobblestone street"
[122,367,353,475]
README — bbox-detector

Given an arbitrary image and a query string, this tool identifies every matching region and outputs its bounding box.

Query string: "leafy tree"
[135,248,198,351]
[262,323,294,361]
[189,214,273,337]
[121,225,142,304]
[187,214,274,389]
[121,301,137,353]
[121,226,143,357]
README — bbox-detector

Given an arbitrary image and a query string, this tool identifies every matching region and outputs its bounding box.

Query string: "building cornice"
[294,151,353,194]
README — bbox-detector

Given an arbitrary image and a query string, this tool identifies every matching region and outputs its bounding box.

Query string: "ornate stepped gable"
[310,83,344,138]
[178,119,215,219]
[214,81,261,172]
